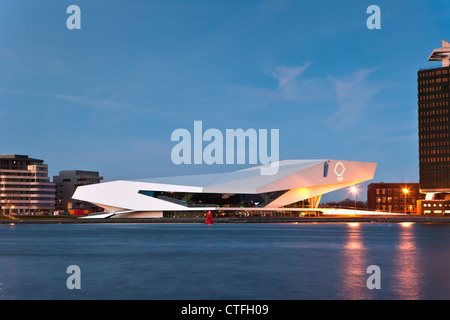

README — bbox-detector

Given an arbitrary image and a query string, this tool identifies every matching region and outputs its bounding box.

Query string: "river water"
[0,222,448,300]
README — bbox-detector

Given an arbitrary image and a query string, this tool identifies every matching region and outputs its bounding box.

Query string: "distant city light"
[400,222,414,227]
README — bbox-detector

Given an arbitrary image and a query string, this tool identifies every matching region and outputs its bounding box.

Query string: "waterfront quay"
[0,215,450,224]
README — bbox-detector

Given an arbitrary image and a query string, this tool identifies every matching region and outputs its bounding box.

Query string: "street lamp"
[402,188,410,214]
[350,185,357,216]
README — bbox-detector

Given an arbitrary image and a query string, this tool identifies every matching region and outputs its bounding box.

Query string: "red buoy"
[205,210,214,224]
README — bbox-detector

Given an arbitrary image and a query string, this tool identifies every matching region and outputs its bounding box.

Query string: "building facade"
[0,155,55,215]
[53,170,103,215]
[72,159,377,219]
[418,40,450,193]
[416,40,450,215]
[367,183,425,214]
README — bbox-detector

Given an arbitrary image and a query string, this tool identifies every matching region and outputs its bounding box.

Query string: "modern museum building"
[72,159,377,218]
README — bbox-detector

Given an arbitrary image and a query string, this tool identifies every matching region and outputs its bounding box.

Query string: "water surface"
[0,223,448,299]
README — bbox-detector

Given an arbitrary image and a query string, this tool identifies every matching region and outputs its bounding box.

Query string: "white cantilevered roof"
[134,159,325,193]
[72,159,376,213]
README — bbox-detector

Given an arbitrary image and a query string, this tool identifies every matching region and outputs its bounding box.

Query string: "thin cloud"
[228,65,383,132]
[0,49,68,76]
[326,68,379,130]
[4,89,181,117]
[272,64,310,91]
[228,62,331,104]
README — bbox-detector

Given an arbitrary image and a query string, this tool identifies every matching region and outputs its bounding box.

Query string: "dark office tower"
[418,40,450,203]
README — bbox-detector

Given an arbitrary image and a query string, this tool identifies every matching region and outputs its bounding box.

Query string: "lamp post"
[350,186,357,216]
[402,188,410,214]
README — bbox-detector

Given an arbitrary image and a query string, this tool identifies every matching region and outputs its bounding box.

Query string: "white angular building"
[72,159,377,218]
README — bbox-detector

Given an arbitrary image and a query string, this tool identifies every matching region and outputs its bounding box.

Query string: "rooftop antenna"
[428,40,450,67]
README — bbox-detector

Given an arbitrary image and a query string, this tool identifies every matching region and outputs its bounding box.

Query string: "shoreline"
[1,215,450,224]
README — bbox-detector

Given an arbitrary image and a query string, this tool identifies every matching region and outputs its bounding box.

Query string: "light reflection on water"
[337,223,371,300]
[336,222,431,300]
[392,223,422,299]
[0,223,448,300]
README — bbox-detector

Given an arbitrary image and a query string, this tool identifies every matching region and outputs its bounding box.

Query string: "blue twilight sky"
[1,0,450,201]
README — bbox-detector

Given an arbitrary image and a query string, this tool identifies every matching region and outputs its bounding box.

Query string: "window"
[323,162,329,177]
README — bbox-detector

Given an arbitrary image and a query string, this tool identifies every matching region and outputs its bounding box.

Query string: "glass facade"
[162,209,321,218]
[138,190,290,208]
[138,189,319,218]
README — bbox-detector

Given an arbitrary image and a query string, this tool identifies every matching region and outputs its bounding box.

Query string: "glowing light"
[402,188,410,195]
[425,193,434,200]
[350,186,358,194]
[400,222,414,227]
[348,222,360,227]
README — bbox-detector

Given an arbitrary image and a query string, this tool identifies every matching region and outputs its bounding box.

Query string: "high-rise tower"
[417,40,450,214]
